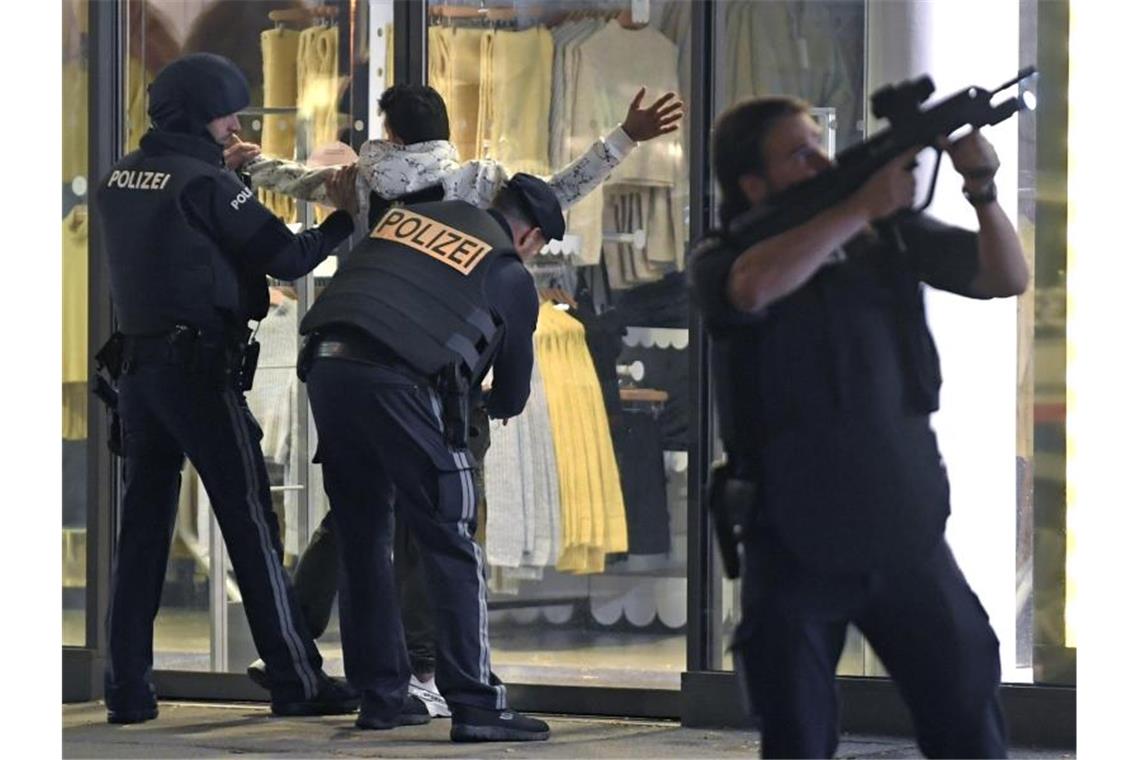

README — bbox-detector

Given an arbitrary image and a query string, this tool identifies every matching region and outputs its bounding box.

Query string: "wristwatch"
[963,180,997,207]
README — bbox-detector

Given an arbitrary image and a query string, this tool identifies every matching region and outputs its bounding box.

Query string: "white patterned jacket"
[241,125,636,229]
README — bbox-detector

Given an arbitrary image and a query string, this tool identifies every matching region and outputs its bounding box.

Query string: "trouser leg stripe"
[223,391,319,698]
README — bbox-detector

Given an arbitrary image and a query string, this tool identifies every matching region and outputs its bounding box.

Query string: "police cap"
[506,174,565,242]
[148,53,251,134]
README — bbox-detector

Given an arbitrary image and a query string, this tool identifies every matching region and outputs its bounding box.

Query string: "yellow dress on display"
[62,206,89,440]
[534,304,627,574]
[485,27,554,176]
[297,25,340,224]
[429,26,489,162]
[260,27,301,222]
[62,61,87,185]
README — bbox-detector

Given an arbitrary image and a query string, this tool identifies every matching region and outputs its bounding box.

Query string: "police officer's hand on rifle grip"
[846,146,922,223]
[727,142,923,315]
[324,164,359,216]
[620,87,685,142]
[937,130,1000,194]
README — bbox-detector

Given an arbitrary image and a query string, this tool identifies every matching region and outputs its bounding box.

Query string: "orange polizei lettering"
[449,238,475,265]
[395,217,422,238]
[375,209,405,233]
[409,221,437,247]
[371,208,493,275]
[431,231,462,257]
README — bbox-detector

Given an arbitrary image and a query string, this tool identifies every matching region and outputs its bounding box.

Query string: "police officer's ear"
[738,172,769,206]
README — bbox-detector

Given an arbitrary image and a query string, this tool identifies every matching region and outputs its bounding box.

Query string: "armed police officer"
[689,96,1028,758]
[94,53,361,724]
[296,175,562,741]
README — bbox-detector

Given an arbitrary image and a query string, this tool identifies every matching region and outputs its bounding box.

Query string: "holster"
[119,325,258,392]
[705,462,760,580]
[233,337,260,392]
[296,333,318,382]
[92,333,125,455]
[439,363,471,450]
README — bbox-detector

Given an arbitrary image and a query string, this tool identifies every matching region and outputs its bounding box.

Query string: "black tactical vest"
[694,228,951,574]
[96,149,265,335]
[300,200,518,379]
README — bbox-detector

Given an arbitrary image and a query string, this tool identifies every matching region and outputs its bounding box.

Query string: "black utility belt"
[303,332,426,383]
[122,325,259,391]
[124,327,236,363]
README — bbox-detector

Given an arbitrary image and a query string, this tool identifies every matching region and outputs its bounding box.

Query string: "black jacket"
[689,214,983,573]
[96,128,353,335]
[301,201,539,419]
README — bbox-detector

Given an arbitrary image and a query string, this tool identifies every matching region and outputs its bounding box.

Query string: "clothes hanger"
[69,204,88,230]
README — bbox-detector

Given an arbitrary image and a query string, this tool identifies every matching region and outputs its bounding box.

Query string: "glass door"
[424,0,694,691]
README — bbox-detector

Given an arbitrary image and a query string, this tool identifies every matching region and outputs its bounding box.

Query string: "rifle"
[726,67,1038,249]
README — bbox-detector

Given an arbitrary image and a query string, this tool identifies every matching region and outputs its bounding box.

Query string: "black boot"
[270,675,361,717]
[106,704,159,725]
[450,704,550,742]
[356,694,432,730]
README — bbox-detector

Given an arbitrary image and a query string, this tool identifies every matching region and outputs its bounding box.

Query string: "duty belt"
[306,330,427,383]
[123,326,241,365]
[122,325,258,391]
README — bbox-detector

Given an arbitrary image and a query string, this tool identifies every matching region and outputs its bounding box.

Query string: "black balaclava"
[147,53,250,141]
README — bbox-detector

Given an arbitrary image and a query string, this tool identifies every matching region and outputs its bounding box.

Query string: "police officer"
[689,97,1028,758]
[297,175,562,741]
[95,53,360,724]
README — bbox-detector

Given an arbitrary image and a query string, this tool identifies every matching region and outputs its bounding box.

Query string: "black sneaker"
[450,704,550,742]
[356,694,432,730]
[106,704,159,725]
[246,659,270,691]
[271,676,361,717]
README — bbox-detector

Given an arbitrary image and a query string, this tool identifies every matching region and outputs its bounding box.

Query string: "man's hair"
[491,185,539,233]
[378,84,450,144]
[713,96,811,225]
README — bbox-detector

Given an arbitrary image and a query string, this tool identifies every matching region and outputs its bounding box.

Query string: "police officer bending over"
[94,53,360,724]
[689,97,1028,758]
[297,175,562,741]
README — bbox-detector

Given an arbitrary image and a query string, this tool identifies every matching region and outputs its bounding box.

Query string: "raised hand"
[620,87,685,142]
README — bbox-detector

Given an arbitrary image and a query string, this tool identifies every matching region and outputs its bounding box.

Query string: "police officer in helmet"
[95,52,360,724]
[297,175,561,741]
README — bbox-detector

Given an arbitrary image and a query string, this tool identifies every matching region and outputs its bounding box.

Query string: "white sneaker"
[408,675,450,718]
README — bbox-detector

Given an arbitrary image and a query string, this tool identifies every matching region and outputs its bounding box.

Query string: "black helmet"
[147,53,250,135]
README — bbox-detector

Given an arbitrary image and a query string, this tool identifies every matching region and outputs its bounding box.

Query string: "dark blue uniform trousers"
[305,357,507,716]
[105,361,324,711]
[735,534,1007,759]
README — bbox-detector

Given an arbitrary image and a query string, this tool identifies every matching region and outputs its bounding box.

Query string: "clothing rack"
[538,287,577,308]
[429,3,521,28]
[539,230,647,258]
[429,3,648,30]
[603,229,647,251]
[527,256,575,277]
[544,5,648,30]
[268,5,338,30]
